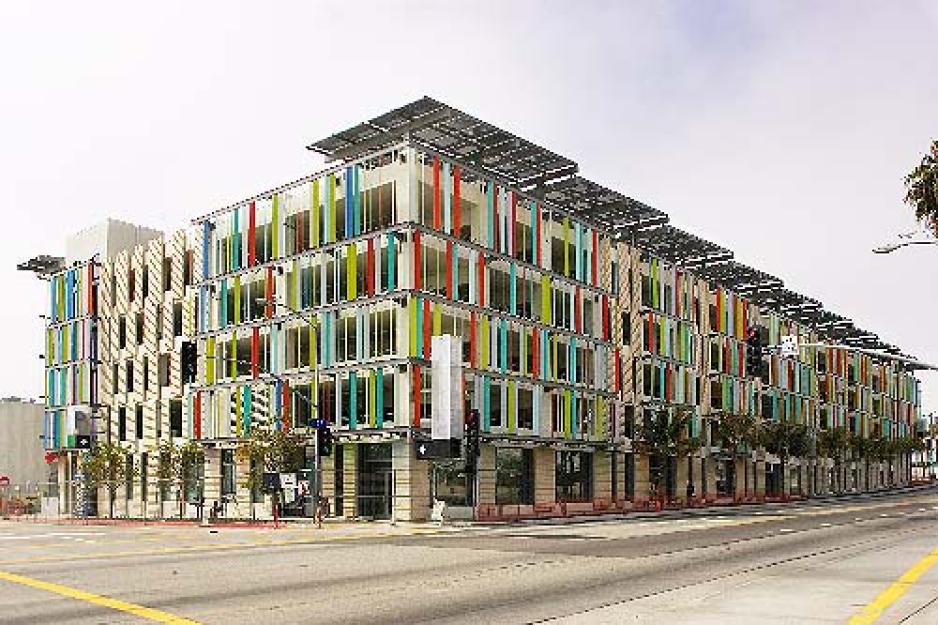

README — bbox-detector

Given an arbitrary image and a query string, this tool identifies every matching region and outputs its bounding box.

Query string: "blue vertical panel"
[274,381,282,430]
[387,233,397,291]
[569,340,576,384]
[451,245,459,300]
[540,329,549,379]
[219,279,227,327]
[354,165,361,236]
[71,321,78,362]
[202,221,211,280]
[415,298,424,358]
[344,167,354,239]
[349,372,358,430]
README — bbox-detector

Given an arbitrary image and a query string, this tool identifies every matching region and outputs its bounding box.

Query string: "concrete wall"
[0,399,47,484]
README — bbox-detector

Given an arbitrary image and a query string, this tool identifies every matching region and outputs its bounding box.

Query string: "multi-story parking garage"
[36,98,922,521]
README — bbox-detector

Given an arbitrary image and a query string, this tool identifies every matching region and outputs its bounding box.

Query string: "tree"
[760,421,810,496]
[904,140,938,236]
[716,412,761,456]
[817,427,850,492]
[236,429,306,497]
[82,443,134,518]
[635,407,701,501]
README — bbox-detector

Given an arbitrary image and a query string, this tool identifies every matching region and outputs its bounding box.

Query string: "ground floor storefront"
[40,441,914,522]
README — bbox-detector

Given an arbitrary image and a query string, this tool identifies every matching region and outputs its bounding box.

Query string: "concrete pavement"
[0,488,936,624]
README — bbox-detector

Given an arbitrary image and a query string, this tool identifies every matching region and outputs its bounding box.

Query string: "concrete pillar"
[754,452,766,499]
[392,438,430,521]
[634,453,650,505]
[203,448,221,509]
[704,455,717,501]
[594,451,612,501]
[477,444,496,506]
[734,457,747,500]
[342,444,357,518]
[676,456,690,503]
[533,448,555,504]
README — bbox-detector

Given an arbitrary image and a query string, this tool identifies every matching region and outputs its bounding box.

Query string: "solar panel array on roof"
[305,98,910,358]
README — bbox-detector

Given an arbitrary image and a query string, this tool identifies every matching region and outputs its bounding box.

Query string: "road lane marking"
[846,546,938,625]
[0,569,200,624]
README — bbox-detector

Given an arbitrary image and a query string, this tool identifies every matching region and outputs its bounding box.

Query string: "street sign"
[414,439,461,460]
[780,334,799,357]
[0,475,10,486]
[75,435,92,450]
[262,472,280,492]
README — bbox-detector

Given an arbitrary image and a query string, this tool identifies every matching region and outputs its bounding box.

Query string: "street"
[1,488,937,624]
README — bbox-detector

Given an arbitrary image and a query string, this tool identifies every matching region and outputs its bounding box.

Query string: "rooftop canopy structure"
[308,96,578,190]
[631,224,733,269]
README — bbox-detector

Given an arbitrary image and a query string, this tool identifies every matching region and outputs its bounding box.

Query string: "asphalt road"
[1,488,937,624]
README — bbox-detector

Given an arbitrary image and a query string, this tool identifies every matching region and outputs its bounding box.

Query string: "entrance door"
[357,444,392,519]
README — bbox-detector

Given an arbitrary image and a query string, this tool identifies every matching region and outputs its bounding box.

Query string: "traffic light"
[464,409,480,471]
[745,327,763,378]
[317,426,333,457]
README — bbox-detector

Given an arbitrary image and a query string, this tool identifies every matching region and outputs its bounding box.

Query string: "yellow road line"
[0,569,200,624]
[847,547,938,624]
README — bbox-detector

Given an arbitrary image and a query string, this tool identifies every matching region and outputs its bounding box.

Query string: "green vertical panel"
[206,336,216,384]
[309,322,316,369]
[564,389,572,438]
[328,174,337,243]
[311,179,320,247]
[433,302,442,335]
[272,194,280,259]
[509,263,516,315]
[376,368,385,428]
[387,233,396,290]
[541,276,551,325]
[480,314,489,368]
[347,244,357,301]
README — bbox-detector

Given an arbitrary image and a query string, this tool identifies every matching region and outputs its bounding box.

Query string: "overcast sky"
[2,1,936,413]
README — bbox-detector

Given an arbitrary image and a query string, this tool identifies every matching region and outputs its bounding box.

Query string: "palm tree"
[904,140,938,235]
[636,407,701,503]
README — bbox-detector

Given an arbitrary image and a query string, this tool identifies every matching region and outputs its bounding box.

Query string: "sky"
[1,1,936,412]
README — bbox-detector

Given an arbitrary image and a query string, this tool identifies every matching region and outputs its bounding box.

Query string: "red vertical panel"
[248,201,257,267]
[469,311,477,368]
[295,210,303,253]
[366,237,375,296]
[422,299,431,360]
[477,254,485,307]
[413,231,422,291]
[739,343,745,377]
[614,349,622,393]
[647,314,655,353]
[413,366,422,427]
[282,381,291,432]
[86,263,95,313]
[510,192,517,258]
[666,366,673,401]
[531,327,539,378]
[592,231,598,287]
[194,392,202,439]
[432,158,441,230]
[453,165,461,236]
[445,241,454,300]
[251,327,260,379]
[602,296,610,340]
[574,287,581,333]
[265,266,274,318]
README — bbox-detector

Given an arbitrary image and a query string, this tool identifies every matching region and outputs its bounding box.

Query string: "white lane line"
[820,523,832,528]
[779,528,794,533]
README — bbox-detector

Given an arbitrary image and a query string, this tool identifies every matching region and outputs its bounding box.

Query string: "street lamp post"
[872,235,938,254]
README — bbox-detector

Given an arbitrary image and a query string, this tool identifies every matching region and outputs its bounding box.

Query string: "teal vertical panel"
[387,233,396,291]
[530,201,538,265]
[349,373,358,429]
[486,182,494,249]
[509,263,517,315]
[451,245,459,299]
[569,340,576,384]
[243,386,252,434]
[571,394,578,436]
[482,375,491,432]
[376,368,384,428]
[220,279,227,327]
[541,329,549,379]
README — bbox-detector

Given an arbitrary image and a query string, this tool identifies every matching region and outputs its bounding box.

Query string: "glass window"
[221,449,236,498]
[556,451,593,502]
[495,447,533,505]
